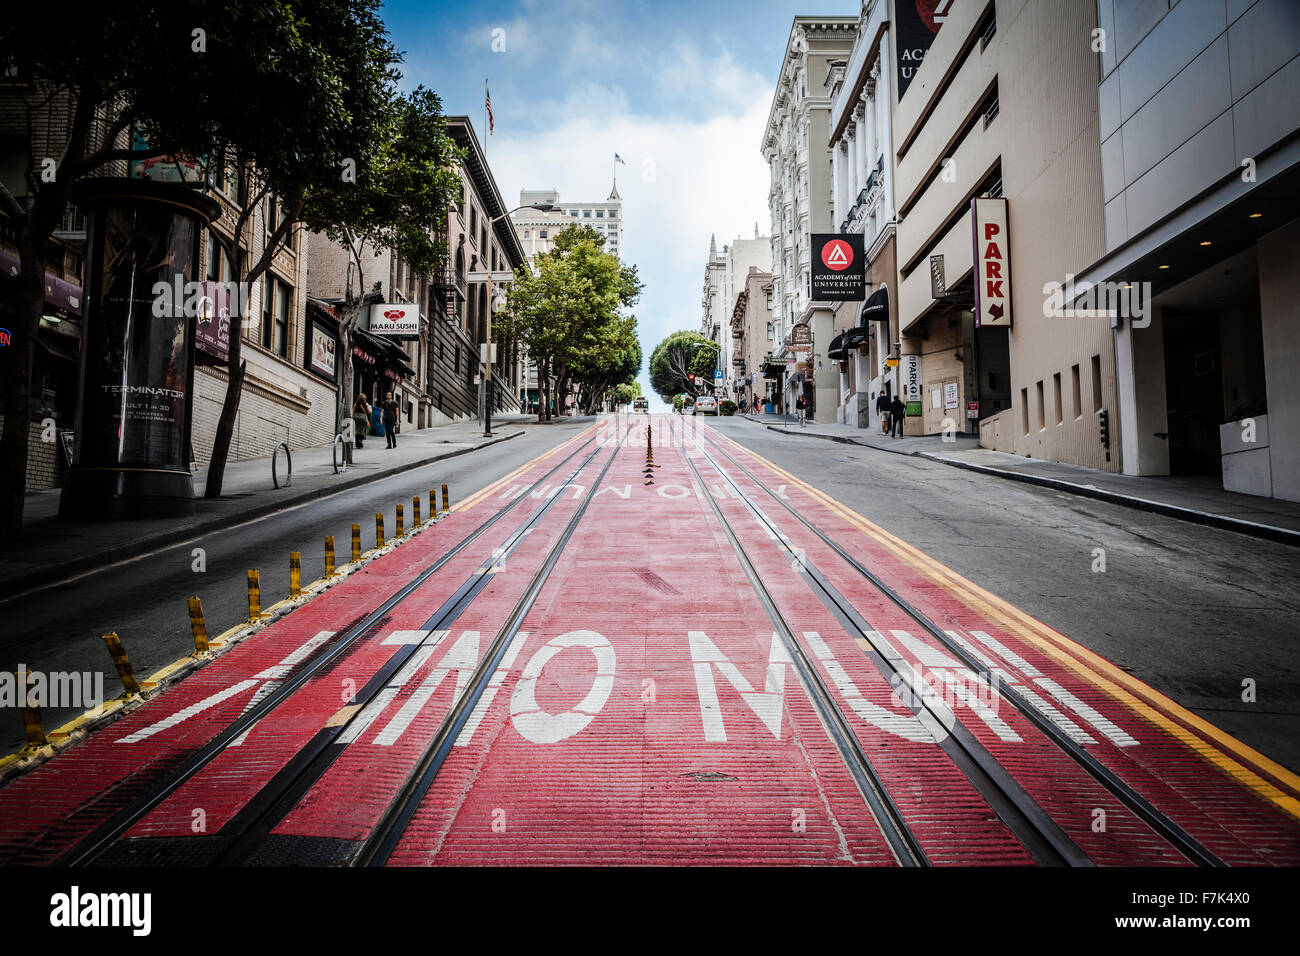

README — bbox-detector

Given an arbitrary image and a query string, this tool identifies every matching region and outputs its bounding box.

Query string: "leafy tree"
[572,323,640,413]
[614,382,642,408]
[649,330,717,403]
[498,225,641,422]
[0,1,461,536]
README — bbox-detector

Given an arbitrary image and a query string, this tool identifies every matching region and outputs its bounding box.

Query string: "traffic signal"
[1098,409,1110,448]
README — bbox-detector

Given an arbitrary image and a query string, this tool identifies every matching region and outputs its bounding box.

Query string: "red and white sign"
[368,302,419,337]
[972,198,1010,328]
[820,239,854,272]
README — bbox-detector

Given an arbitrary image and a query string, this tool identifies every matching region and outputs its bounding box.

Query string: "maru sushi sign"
[368,302,419,337]
[971,197,1011,328]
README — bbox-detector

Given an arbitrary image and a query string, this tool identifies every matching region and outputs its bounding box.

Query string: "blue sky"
[380,0,855,407]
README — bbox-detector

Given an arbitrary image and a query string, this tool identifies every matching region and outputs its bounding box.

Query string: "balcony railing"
[433,265,468,300]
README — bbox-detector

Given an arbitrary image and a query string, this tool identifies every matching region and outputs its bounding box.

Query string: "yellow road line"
[454,425,598,513]
[712,428,1300,819]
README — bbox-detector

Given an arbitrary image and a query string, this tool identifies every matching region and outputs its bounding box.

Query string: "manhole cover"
[682,771,737,783]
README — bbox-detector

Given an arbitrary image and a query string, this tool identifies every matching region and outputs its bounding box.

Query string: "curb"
[0,509,447,784]
[759,422,938,458]
[919,452,1300,548]
[2,429,525,601]
[746,417,1300,548]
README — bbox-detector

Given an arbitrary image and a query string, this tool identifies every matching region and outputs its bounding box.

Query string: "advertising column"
[60,179,220,520]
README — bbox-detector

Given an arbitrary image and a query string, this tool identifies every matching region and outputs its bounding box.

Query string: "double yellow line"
[714,430,1300,822]
[453,424,599,514]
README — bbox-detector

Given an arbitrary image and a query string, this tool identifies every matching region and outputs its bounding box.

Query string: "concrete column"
[1115,306,1170,476]
[1258,218,1300,502]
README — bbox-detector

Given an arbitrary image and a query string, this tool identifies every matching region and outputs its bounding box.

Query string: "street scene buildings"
[0,1,1298,914]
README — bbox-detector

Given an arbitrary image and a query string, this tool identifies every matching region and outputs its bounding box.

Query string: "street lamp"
[476,203,558,436]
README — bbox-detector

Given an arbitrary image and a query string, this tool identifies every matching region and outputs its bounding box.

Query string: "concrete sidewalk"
[741,413,1300,545]
[742,413,981,455]
[1,414,534,595]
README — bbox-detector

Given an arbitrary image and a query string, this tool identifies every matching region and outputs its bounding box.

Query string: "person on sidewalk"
[381,391,400,449]
[890,395,906,438]
[352,394,371,449]
[876,391,891,435]
[795,392,807,427]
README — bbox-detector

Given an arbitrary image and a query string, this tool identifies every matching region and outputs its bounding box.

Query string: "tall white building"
[510,185,626,410]
[762,16,858,422]
[701,231,771,398]
[514,185,624,262]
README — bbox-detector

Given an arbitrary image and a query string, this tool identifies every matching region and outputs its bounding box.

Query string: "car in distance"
[633,396,648,413]
[692,395,718,416]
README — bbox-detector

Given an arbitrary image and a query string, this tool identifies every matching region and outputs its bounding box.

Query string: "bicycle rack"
[272,441,293,488]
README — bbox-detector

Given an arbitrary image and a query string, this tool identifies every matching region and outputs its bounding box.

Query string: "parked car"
[633,397,648,413]
[692,396,718,416]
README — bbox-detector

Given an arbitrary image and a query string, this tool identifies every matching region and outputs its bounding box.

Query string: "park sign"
[971,198,1011,328]
[368,302,419,338]
[811,234,865,301]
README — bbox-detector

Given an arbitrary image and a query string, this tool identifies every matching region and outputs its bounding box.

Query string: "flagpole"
[484,77,489,153]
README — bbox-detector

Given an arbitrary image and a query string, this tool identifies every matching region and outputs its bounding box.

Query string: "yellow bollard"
[351,524,361,563]
[101,631,143,697]
[247,570,263,622]
[396,504,404,537]
[412,496,421,526]
[289,551,302,598]
[18,666,46,750]
[188,596,209,654]
[441,484,450,514]
[376,512,385,548]
[325,536,337,578]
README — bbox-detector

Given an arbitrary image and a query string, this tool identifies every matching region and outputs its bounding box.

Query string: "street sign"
[479,342,497,364]
[713,369,723,382]
[972,197,1011,328]
[811,233,866,300]
[967,400,980,420]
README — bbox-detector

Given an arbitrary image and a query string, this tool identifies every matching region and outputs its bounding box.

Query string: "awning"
[843,326,868,347]
[826,332,847,361]
[858,285,889,325]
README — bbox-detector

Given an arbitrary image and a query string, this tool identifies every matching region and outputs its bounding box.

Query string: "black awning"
[858,285,890,325]
[826,332,847,360]
[843,326,867,347]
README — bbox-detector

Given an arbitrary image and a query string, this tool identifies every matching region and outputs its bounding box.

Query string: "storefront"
[0,249,84,492]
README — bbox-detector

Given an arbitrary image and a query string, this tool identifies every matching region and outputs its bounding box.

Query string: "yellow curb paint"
[715,429,1300,819]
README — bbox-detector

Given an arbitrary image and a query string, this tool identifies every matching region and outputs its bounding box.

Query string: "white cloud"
[485,42,775,407]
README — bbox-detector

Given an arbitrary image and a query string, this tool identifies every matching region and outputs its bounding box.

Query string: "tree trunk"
[339,321,355,463]
[0,238,46,546]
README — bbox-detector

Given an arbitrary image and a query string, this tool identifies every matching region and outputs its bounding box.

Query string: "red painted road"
[2,413,1298,866]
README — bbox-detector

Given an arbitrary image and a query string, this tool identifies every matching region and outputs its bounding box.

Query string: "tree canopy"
[649,330,719,402]
[498,225,642,420]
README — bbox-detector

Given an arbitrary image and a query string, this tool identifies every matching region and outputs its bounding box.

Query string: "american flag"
[614,153,627,165]
[485,81,494,135]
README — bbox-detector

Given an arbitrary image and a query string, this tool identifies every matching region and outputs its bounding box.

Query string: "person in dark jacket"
[876,391,891,435]
[381,391,400,448]
[889,395,906,438]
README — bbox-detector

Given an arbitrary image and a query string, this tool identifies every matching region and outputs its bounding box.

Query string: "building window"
[583,209,591,218]
[1053,373,1063,426]
[454,344,460,374]
[984,91,1000,128]
[596,210,604,218]
[1021,388,1030,435]
[540,230,548,239]
[1071,364,1082,419]
[1091,354,1103,412]
[980,11,997,51]
[262,275,291,357]
[767,322,774,341]
[608,209,617,218]
[470,208,478,243]
[1036,380,1045,431]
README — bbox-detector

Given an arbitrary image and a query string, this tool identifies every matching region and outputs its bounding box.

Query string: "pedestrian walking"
[876,391,891,436]
[381,391,400,449]
[890,395,906,438]
[352,394,371,449]
[795,392,807,427]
